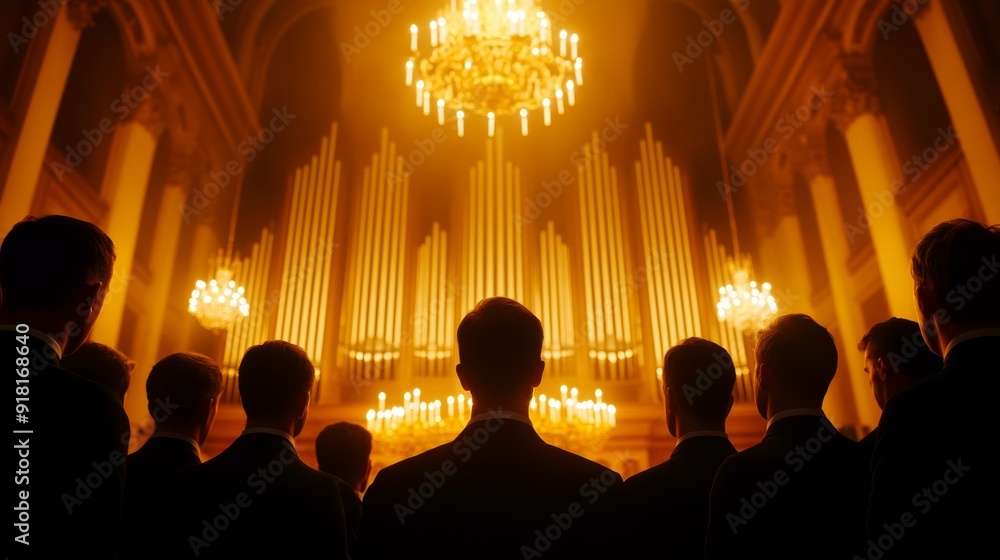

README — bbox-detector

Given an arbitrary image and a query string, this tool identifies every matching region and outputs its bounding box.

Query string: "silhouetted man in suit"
[856,318,941,456]
[123,352,223,552]
[705,314,868,559]
[867,219,1000,559]
[155,341,357,559]
[619,338,737,559]
[62,340,135,404]
[358,297,623,560]
[3,215,129,558]
[316,422,373,498]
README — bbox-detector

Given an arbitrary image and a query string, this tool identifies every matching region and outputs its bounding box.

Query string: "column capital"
[66,0,114,30]
[787,125,831,180]
[830,56,881,131]
[128,89,167,137]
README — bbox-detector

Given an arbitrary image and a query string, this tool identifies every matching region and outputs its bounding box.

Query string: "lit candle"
[456,110,465,137]
[566,81,575,106]
[420,402,428,425]
[539,393,547,417]
[405,59,413,86]
[366,409,375,432]
[608,405,617,427]
[423,91,431,115]
[378,391,386,413]
[437,98,445,125]
[566,398,575,421]
[434,400,442,423]
[520,108,528,136]
[377,410,385,432]
[559,29,567,57]
[570,33,578,59]
[438,17,447,43]
[595,388,603,405]
[430,20,438,47]
[487,112,495,137]
[560,385,568,406]
[410,24,418,51]
[542,98,551,126]
[414,387,421,412]
[530,396,537,413]
[447,396,455,418]
[555,89,565,114]
[416,80,424,106]
[549,399,559,423]
[575,58,583,86]
[594,405,602,427]
[404,391,412,422]
[458,393,465,417]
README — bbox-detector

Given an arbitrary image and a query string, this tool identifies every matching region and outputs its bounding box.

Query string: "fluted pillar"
[88,97,164,347]
[832,63,916,319]
[913,0,1000,223]
[792,133,878,428]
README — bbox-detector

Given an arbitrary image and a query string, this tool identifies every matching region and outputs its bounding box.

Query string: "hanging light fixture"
[707,61,777,333]
[405,0,582,138]
[188,173,250,332]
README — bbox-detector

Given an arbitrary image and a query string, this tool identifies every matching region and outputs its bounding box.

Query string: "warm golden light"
[716,260,777,333]
[188,255,249,332]
[405,0,581,136]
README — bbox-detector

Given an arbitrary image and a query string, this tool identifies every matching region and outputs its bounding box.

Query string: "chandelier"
[707,57,777,333]
[188,171,251,332]
[188,253,249,332]
[406,0,582,137]
[716,258,777,332]
[367,385,615,458]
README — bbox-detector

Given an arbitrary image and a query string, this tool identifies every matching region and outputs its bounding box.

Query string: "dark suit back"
[868,335,1000,559]
[358,416,623,560]
[706,415,868,559]
[9,330,130,558]
[619,435,737,560]
[123,437,201,553]
[152,433,355,560]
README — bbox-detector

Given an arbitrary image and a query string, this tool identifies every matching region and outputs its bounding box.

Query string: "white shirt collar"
[767,408,825,430]
[1,325,62,360]
[241,427,296,450]
[151,431,201,460]
[944,328,1000,359]
[468,409,533,427]
[676,430,729,445]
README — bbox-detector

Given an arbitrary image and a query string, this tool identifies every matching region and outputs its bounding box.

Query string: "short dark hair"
[910,219,1000,325]
[756,314,838,400]
[61,341,134,403]
[663,338,735,423]
[146,353,223,426]
[0,215,115,311]
[315,422,373,487]
[858,318,942,380]
[238,340,315,419]
[456,297,543,397]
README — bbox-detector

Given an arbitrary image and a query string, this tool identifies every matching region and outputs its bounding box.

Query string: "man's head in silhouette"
[316,422,373,493]
[0,215,115,355]
[239,340,315,436]
[910,219,1000,356]
[456,297,543,416]
[858,317,942,409]
[753,313,838,420]
[61,341,134,403]
[663,338,735,438]
[146,352,223,446]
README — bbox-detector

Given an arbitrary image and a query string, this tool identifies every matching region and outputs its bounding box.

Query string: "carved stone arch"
[842,0,897,56]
